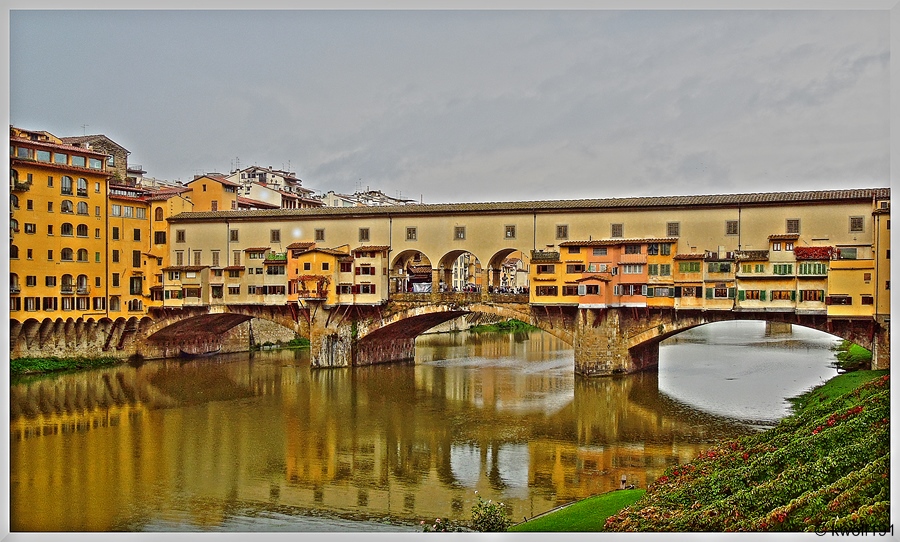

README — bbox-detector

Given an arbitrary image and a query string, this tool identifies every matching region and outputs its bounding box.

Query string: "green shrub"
[470,495,512,532]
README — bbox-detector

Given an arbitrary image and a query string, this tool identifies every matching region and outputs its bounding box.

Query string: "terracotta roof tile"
[169,188,890,223]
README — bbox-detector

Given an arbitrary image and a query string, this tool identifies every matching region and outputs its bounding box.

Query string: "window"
[155,208,164,221]
[61,200,73,213]
[505,225,516,239]
[76,224,88,237]
[112,250,119,263]
[111,204,121,216]
[849,216,864,233]
[315,229,325,242]
[26,275,37,287]
[611,224,623,238]
[707,262,731,273]
[406,227,417,241]
[800,290,824,302]
[230,229,239,242]
[271,229,281,243]
[61,176,73,195]
[770,290,794,301]
[72,156,86,168]
[556,225,568,239]
[24,223,36,234]
[77,178,88,197]
[566,264,585,273]
[536,264,555,274]
[77,202,88,215]
[798,262,827,275]
[303,262,311,271]
[47,175,53,187]
[112,226,120,240]
[772,242,782,251]
[340,261,352,273]
[176,230,185,243]
[679,261,701,273]
[112,273,120,287]
[36,150,50,162]
[26,199,33,210]
[741,289,762,300]
[535,286,558,296]
[667,222,680,237]
[592,247,607,256]
[233,250,241,266]
[77,249,88,262]
[154,231,166,244]
[648,264,671,276]
[359,228,370,242]
[356,266,376,275]
[860,295,874,305]
[175,251,184,266]
[773,263,793,275]
[320,262,329,271]
[454,226,466,240]
[786,219,800,234]
[623,264,643,274]
[228,286,241,295]
[130,277,143,295]
[211,251,220,267]
[562,285,579,296]
[10,245,17,259]
[624,244,641,254]
[726,220,739,236]
[193,250,201,266]
[838,247,857,260]
[94,181,101,193]
[61,248,74,261]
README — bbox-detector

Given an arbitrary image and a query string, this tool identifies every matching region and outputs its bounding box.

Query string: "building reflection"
[10,338,751,531]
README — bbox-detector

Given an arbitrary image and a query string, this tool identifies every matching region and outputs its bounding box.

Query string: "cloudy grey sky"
[8,7,893,203]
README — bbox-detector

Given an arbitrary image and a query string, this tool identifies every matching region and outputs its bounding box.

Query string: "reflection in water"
[659,321,840,425]
[9,325,837,531]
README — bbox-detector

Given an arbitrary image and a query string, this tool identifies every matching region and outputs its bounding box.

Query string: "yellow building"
[185,174,239,212]
[10,126,112,319]
[107,184,151,315]
[288,246,349,306]
[146,187,193,307]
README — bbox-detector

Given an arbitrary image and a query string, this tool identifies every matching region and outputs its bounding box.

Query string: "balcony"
[61,285,75,295]
[77,286,91,295]
[11,181,31,192]
[531,250,560,262]
[10,285,20,294]
[297,289,328,300]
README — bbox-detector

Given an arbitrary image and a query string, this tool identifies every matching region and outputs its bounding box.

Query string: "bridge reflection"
[10,349,750,531]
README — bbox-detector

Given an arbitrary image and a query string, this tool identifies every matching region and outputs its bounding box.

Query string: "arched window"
[77,248,88,262]
[10,169,18,184]
[76,224,88,237]
[10,218,18,232]
[10,273,19,289]
[10,245,18,259]
[61,223,74,236]
[61,176,73,195]
[77,275,88,292]
[61,248,74,261]
[109,296,120,312]
[155,207,164,221]
[77,202,89,215]
[10,194,18,209]
[77,178,88,197]
[61,200,74,213]
[61,274,73,287]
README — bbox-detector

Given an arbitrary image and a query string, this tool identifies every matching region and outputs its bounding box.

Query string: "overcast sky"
[8,7,892,203]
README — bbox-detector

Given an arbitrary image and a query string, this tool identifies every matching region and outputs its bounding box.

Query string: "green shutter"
[791,290,796,301]
[738,290,746,301]
[760,290,766,301]
[728,287,736,299]
[706,287,713,299]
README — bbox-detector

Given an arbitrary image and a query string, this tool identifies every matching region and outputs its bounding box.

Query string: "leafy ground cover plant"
[604,372,889,532]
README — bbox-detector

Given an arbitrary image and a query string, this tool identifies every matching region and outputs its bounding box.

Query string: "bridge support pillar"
[872,317,890,370]
[309,321,353,368]
[574,308,659,376]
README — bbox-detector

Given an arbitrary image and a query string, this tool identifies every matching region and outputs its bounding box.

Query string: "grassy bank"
[832,340,873,372]
[468,319,539,333]
[514,370,889,532]
[10,356,122,377]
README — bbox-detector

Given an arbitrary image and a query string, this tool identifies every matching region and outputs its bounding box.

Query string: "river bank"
[509,369,890,532]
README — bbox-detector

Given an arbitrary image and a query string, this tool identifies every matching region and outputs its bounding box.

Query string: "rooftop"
[169,188,889,222]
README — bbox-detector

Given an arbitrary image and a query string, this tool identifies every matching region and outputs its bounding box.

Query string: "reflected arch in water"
[657,321,841,425]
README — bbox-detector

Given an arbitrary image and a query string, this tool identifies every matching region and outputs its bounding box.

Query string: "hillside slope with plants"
[603,371,890,532]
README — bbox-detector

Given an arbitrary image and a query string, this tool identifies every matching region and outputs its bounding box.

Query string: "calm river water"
[9,321,840,532]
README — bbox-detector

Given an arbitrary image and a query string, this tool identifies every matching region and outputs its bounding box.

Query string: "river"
[8,321,840,532]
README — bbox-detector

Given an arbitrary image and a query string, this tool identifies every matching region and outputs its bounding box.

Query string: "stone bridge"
[13,289,886,376]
